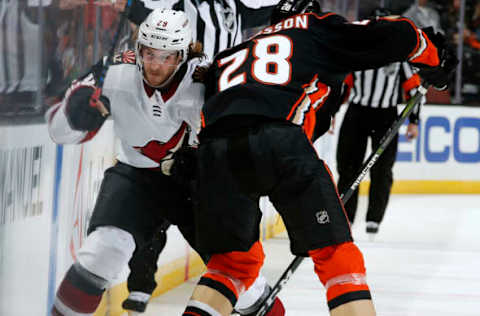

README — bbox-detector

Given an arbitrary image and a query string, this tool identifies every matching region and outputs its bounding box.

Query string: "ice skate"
[366,221,379,241]
[122,291,150,314]
[236,297,285,316]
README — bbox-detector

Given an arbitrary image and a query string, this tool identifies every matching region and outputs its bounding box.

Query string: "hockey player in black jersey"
[181,0,457,315]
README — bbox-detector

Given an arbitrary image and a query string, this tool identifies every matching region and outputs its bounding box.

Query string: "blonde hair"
[187,41,205,60]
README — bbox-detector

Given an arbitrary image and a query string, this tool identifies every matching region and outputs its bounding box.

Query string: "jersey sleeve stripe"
[408,29,440,67]
[377,17,438,67]
[287,75,331,140]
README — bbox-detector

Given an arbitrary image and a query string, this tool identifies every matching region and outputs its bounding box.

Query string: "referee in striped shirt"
[120,0,278,61]
[336,7,425,236]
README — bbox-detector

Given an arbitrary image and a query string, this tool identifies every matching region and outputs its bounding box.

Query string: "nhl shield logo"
[316,210,330,224]
[221,6,235,33]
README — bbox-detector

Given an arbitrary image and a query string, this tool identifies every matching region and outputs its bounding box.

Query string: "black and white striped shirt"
[0,1,39,94]
[130,0,278,61]
[0,0,63,97]
[347,62,424,123]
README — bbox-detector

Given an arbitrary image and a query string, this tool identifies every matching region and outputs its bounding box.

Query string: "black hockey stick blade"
[254,84,429,316]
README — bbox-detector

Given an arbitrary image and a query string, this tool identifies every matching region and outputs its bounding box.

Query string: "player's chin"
[146,74,167,86]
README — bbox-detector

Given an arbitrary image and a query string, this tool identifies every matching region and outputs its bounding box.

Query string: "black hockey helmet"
[271,0,322,24]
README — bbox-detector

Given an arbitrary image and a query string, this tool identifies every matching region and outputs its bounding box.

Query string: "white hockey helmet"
[136,9,192,80]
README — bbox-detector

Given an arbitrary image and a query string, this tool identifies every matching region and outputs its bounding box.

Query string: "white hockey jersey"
[46,51,207,170]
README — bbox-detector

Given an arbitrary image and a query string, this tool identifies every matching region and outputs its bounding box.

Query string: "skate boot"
[262,297,285,316]
[366,221,379,241]
[235,296,285,316]
[366,221,379,234]
[122,291,150,315]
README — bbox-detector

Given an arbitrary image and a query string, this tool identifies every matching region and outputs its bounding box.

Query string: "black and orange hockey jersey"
[201,12,439,140]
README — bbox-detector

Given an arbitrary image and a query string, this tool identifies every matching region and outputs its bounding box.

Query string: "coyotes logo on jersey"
[133,122,188,163]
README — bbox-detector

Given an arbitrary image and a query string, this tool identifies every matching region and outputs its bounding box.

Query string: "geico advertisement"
[395,105,480,180]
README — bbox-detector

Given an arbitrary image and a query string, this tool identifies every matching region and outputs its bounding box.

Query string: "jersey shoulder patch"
[112,50,136,65]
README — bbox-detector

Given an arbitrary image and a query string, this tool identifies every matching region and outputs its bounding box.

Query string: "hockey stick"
[254,84,429,316]
[340,84,428,203]
[89,0,134,117]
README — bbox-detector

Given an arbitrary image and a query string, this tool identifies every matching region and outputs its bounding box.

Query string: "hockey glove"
[170,146,198,187]
[65,86,111,132]
[414,28,458,90]
[193,65,211,83]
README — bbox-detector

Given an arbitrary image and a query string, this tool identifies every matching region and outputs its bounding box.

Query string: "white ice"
[137,194,480,316]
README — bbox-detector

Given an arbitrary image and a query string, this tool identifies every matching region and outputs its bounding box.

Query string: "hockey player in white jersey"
[47,9,284,316]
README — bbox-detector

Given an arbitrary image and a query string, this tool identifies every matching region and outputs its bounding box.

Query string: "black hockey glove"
[170,146,198,187]
[193,65,211,83]
[65,86,111,132]
[414,28,458,91]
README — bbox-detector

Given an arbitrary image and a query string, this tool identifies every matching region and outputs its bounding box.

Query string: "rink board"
[316,105,480,194]
[0,105,479,316]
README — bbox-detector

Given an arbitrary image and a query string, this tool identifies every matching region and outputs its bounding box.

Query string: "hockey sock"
[51,263,107,316]
[183,241,265,316]
[309,242,371,310]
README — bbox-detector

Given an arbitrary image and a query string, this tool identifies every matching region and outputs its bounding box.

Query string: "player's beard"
[144,63,181,88]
